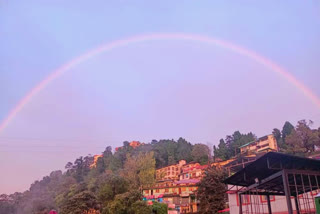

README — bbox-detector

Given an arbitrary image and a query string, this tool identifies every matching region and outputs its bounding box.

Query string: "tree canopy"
[0,138,209,214]
[197,166,228,213]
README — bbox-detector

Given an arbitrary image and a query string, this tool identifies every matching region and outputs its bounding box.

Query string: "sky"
[0,1,320,194]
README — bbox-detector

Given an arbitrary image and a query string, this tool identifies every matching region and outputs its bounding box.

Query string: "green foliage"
[271,120,320,156]
[122,152,156,189]
[197,166,227,214]
[214,139,228,161]
[98,174,128,205]
[130,201,152,214]
[285,120,320,156]
[103,190,143,214]
[191,144,210,165]
[272,128,284,150]
[60,191,99,214]
[176,138,193,162]
[214,131,256,160]
[8,125,319,214]
[153,138,194,168]
[0,200,16,214]
[282,121,295,142]
[152,201,168,214]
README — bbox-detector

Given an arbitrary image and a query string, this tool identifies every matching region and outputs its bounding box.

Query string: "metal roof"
[224,152,320,187]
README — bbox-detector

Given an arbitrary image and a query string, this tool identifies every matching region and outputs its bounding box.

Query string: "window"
[165,189,169,193]
[181,197,189,204]
[181,187,187,192]
[236,195,251,206]
[156,189,159,193]
[186,174,189,178]
[260,195,275,203]
[144,190,149,194]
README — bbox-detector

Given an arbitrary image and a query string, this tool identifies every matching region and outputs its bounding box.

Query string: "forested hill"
[1,119,319,214]
[0,138,212,214]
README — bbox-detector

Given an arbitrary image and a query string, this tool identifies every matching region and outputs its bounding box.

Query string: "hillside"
[1,119,319,214]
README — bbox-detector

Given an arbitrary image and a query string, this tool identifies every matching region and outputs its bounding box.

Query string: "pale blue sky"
[1,1,320,193]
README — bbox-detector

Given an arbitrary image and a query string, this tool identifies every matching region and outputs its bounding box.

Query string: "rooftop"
[238,134,272,149]
[225,152,320,187]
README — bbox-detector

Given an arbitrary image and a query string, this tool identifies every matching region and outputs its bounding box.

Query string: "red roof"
[182,164,208,172]
[174,179,200,184]
[156,194,164,198]
[145,195,155,199]
[218,208,230,213]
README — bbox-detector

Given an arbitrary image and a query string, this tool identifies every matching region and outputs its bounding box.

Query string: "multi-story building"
[156,160,186,181]
[239,134,278,154]
[179,163,207,180]
[143,160,207,213]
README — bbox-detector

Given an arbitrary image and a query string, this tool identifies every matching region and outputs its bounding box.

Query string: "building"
[143,160,207,213]
[115,141,144,151]
[225,152,320,214]
[90,154,103,168]
[156,160,186,181]
[179,163,207,180]
[239,134,278,154]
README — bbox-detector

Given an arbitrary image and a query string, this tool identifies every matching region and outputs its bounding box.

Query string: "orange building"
[115,141,144,151]
[90,154,103,168]
[180,163,207,180]
[144,160,208,213]
[156,160,186,181]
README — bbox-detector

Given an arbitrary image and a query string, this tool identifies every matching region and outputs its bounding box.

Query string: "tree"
[122,152,156,189]
[176,138,193,162]
[191,144,210,165]
[214,139,228,161]
[197,166,227,214]
[60,191,99,214]
[224,131,256,157]
[272,128,284,151]
[104,190,142,214]
[286,120,320,156]
[152,201,168,214]
[71,156,93,182]
[0,200,16,214]
[98,174,128,206]
[153,139,178,168]
[130,201,152,214]
[282,121,294,142]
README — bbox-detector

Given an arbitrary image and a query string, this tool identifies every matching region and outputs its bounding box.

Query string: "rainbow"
[0,33,319,133]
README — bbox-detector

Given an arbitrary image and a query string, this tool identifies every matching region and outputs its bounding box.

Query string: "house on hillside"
[156,160,186,181]
[143,160,207,213]
[239,134,278,154]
